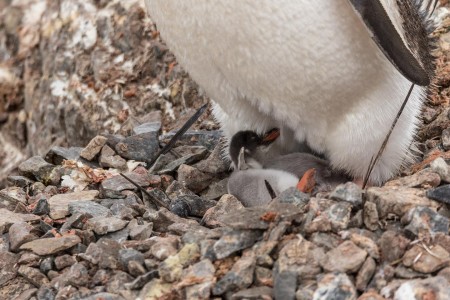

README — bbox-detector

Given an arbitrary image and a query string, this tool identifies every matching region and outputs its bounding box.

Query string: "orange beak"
[262,128,281,144]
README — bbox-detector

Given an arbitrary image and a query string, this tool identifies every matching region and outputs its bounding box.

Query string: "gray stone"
[202,194,244,228]
[80,135,108,160]
[363,201,379,231]
[9,222,38,252]
[157,147,208,174]
[321,241,367,273]
[85,217,128,235]
[195,141,230,173]
[32,197,50,215]
[99,145,127,170]
[160,130,221,151]
[177,164,213,193]
[20,235,81,256]
[313,273,357,300]
[330,182,363,207]
[66,262,89,287]
[133,122,161,135]
[201,178,228,200]
[79,239,122,269]
[17,265,49,287]
[404,206,449,236]
[0,209,40,234]
[54,254,77,270]
[48,190,99,219]
[6,176,34,188]
[0,250,19,286]
[39,257,54,274]
[394,276,450,300]
[115,131,159,163]
[403,244,450,273]
[119,248,145,269]
[327,202,352,232]
[213,254,256,295]
[101,172,151,193]
[213,229,263,259]
[68,200,112,218]
[385,168,441,188]
[431,157,450,183]
[0,187,27,211]
[18,156,56,183]
[129,222,153,240]
[231,287,273,300]
[278,187,310,208]
[158,243,200,282]
[427,184,450,204]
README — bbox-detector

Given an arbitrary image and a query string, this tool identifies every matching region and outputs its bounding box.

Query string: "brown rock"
[20,235,81,256]
[402,244,450,273]
[321,241,367,273]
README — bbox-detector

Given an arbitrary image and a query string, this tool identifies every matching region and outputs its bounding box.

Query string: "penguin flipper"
[347,0,433,86]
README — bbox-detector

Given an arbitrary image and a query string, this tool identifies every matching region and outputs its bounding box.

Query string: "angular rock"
[79,239,122,269]
[115,131,159,163]
[184,259,216,299]
[404,206,449,237]
[158,243,200,282]
[45,146,86,165]
[403,244,450,273]
[129,222,153,241]
[157,146,208,174]
[0,209,40,234]
[18,156,56,183]
[427,184,450,204]
[160,130,221,151]
[68,200,112,218]
[326,202,352,232]
[431,157,450,183]
[201,178,228,200]
[0,187,27,211]
[101,172,151,193]
[6,176,34,188]
[231,286,273,300]
[48,190,99,219]
[177,164,213,193]
[202,194,244,228]
[330,182,363,207]
[277,187,310,208]
[363,201,379,231]
[119,248,145,269]
[17,265,49,287]
[20,235,81,256]
[54,254,77,270]
[9,222,38,252]
[133,122,161,135]
[0,250,19,286]
[213,229,263,259]
[80,135,108,161]
[99,145,127,170]
[194,141,230,173]
[356,257,376,291]
[378,231,410,263]
[85,217,128,235]
[321,241,367,273]
[313,273,357,300]
[66,262,90,287]
[367,187,439,218]
[31,197,50,215]
[138,278,172,300]
[385,168,441,188]
[394,276,450,300]
[213,254,256,295]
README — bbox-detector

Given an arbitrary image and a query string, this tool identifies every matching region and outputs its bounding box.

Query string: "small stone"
[158,243,200,282]
[394,276,450,300]
[213,229,263,259]
[403,244,450,273]
[0,209,40,234]
[39,257,54,274]
[18,251,40,266]
[404,206,449,237]
[32,198,50,215]
[443,128,450,150]
[101,172,151,193]
[138,278,172,300]
[385,168,441,188]
[363,201,379,231]
[184,259,216,299]
[321,241,367,273]
[17,265,49,287]
[37,286,56,300]
[54,254,77,270]
[66,262,90,287]
[356,257,376,291]
[177,164,213,193]
[106,271,134,294]
[150,237,179,261]
[14,288,38,300]
[0,250,19,286]
[427,184,450,204]
[80,135,108,160]
[68,200,112,218]
[85,217,128,235]
[202,194,244,228]
[79,239,122,269]
[6,176,34,188]
[45,146,89,165]
[18,156,56,183]
[213,254,256,295]
[125,270,159,290]
[119,248,145,269]
[431,157,450,183]
[395,265,428,279]
[157,147,208,174]
[9,222,38,252]
[310,232,342,252]
[48,190,99,219]
[231,287,273,300]
[99,145,127,170]
[173,194,217,217]
[254,266,273,286]
[115,131,159,163]
[129,222,153,240]
[160,130,221,151]
[367,187,439,218]
[330,182,363,207]
[347,233,380,260]
[326,202,352,232]
[194,141,230,173]
[313,273,357,300]
[0,187,27,211]
[133,122,161,135]
[201,178,228,200]
[378,231,410,263]
[146,208,198,233]
[20,235,81,256]
[277,187,310,208]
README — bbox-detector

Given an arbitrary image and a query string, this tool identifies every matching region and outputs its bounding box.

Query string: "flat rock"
[213,254,256,295]
[403,244,450,273]
[431,157,450,183]
[0,250,19,286]
[427,184,450,204]
[177,164,213,193]
[201,178,228,200]
[20,235,81,256]
[330,182,363,207]
[101,172,151,193]
[160,130,221,151]
[99,145,127,170]
[0,187,27,211]
[385,168,441,188]
[0,209,40,234]
[213,229,263,259]
[194,142,230,173]
[85,217,128,235]
[68,200,112,218]
[48,190,99,219]
[277,187,310,208]
[356,257,376,291]
[366,187,439,218]
[17,265,49,288]
[80,135,108,161]
[18,156,55,182]
[378,231,410,263]
[9,222,38,252]
[404,206,449,237]
[157,147,208,174]
[231,286,273,300]
[321,241,367,273]
[133,122,161,135]
[115,131,159,164]
[202,194,244,228]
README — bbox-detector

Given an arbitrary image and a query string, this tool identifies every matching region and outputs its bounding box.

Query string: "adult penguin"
[145,0,438,184]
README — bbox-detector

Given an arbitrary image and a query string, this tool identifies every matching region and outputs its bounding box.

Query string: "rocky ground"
[2,1,450,300]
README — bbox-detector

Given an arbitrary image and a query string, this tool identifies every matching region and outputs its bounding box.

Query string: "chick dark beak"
[261,128,280,145]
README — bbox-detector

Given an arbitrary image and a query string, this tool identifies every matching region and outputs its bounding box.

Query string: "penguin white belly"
[145,0,425,184]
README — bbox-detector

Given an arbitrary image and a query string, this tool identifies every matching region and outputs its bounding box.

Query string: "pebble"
[158,243,200,282]
[402,244,450,273]
[119,248,145,269]
[363,201,379,231]
[0,187,27,211]
[194,142,230,173]
[6,175,34,188]
[394,276,450,300]
[54,254,77,270]
[68,200,112,218]
[45,146,87,165]
[115,131,159,163]
[48,190,99,219]
[20,235,81,256]
[378,231,411,263]
[431,157,450,183]
[18,156,58,184]
[99,145,127,170]
[0,250,19,286]
[0,209,40,234]
[80,135,108,161]
[202,194,244,228]
[320,241,367,273]
[160,130,221,151]
[213,229,263,259]
[403,206,449,237]
[32,197,50,215]
[330,182,363,207]
[385,168,441,188]
[9,222,38,252]
[177,164,214,193]
[129,222,153,240]
[101,172,151,193]
[278,187,310,208]
[17,265,49,287]
[231,286,273,300]
[213,254,256,295]
[313,273,357,300]
[157,146,208,174]
[85,217,128,235]
[356,257,376,291]
[201,178,228,200]
[326,201,353,232]
[426,184,450,204]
